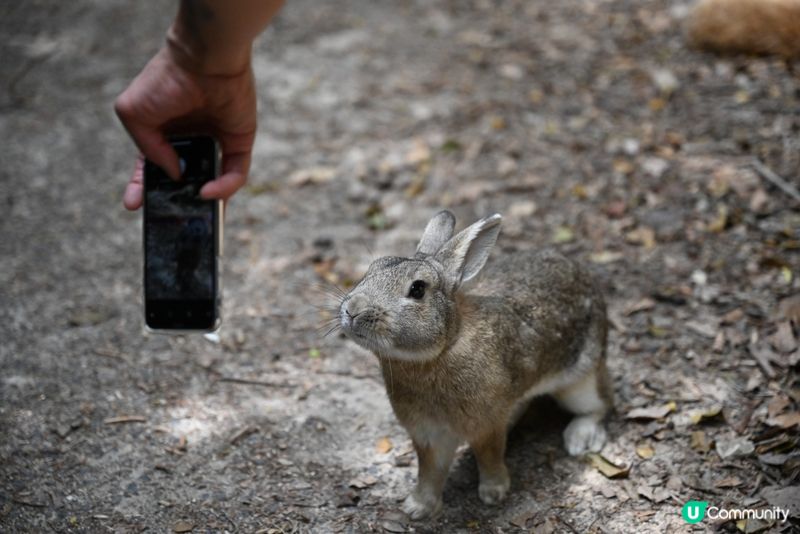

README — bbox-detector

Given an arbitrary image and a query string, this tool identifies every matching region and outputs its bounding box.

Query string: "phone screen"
[144,137,219,330]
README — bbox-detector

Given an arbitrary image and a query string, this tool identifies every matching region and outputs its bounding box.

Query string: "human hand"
[114,43,257,210]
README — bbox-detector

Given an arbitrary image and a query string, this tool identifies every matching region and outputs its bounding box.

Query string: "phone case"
[142,136,223,334]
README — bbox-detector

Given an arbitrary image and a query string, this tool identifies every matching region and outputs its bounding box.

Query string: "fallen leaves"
[287,166,336,187]
[716,436,755,460]
[375,436,393,454]
[689,405,723,425]
[348,474,378,489]
[768,322,797,353]
[589,250,624,264]
[760,485,800,518]
[626,401,676,421]
[625,226,656,249]
[586,453,630,479]
[623,297,656,316]
[173,520,194,533]
[690,430,711,452]
[551,226,575,244]
[635,443,655,459]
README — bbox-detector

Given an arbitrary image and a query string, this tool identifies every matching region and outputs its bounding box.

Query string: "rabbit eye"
[408,280,426,300]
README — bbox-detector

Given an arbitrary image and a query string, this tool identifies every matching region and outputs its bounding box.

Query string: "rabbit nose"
[345,295,367,318]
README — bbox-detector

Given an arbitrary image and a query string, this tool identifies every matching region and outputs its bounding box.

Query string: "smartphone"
[143,136,222,332]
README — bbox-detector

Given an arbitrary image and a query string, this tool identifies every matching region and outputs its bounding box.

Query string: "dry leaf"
[686,320,718,339]
[749,188,769,213]
[288,166,336,187]
[376,436,393,454]
[648,97,666,112]
[636,443,655,459]
[405,140,431,165]
[766,412,800,429]
[599,484,617,499]
[530,518,557,534]
[404,176,426,198]
[712,331,726,353]
[590,251,624,264]
[768,395,791,419]
[348,474,378,489]
[714,477,742,488]
[689,405,723,425]
[173,521,194,533]
[761,485,800,517]
[768,322,797,353]
[626,401,676,421]
[613,158,635,175]
[509,509,538,529]
[690,430,710,452]
[552,226,574,244]
[707,204,728,233]
[722,308,744,324]
[489,116,506,130]
[717,436,755,459]
[624,298,656,316]
[778,294,800,324]
[625,226,656,249]
[586,452,630,479]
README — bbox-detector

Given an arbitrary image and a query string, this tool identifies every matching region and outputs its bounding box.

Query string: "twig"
[216,377,295,388]
[5,495,47,508]
[103,415,147,424]
[751,159,800,203]
[93,347,130,365]
[229,426,259,445]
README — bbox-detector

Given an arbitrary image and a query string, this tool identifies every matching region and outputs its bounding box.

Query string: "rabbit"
[338,210,612,519]
[687,0,800,58]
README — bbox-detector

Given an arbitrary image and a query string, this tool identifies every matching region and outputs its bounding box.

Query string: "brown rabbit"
[687,0,800,58]
[338,211,612,519]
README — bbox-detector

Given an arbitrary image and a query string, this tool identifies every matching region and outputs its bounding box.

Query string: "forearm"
[168,0,285,75]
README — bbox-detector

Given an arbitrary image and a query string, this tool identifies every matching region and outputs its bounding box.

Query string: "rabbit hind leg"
[553,367,610,455]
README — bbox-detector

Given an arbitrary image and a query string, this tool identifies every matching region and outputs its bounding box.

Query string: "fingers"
[200,129,255,200]
[123,120,181,180]
[200,150,251,200]
[123,157,145,211]
[114,93,181,180]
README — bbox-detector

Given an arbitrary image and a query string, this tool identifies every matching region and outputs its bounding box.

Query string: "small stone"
[173,520,194,533]
[642,157,669,179]
[650,68,679,95]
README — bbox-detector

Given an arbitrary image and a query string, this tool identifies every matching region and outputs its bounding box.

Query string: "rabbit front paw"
[478,474,510,505]
[563,415,607,456]
[402,492,442,520]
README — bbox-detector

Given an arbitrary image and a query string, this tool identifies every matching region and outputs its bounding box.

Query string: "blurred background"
[1,0,798,532]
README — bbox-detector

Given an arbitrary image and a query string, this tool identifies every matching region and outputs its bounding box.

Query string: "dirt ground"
[1,0,799,532]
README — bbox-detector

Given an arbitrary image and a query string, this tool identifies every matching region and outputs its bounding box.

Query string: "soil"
[1,0,799,533]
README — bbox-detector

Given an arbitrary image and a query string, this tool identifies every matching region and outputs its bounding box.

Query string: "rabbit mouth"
[341,315,391,352]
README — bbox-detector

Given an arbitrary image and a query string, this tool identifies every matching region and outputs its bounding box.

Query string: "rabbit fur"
[338,211,612,519]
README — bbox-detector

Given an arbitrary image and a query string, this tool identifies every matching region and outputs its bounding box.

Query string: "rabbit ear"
[415,210,456,258]
[435,214,502,289]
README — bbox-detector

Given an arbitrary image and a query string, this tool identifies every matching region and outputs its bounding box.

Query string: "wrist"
[166,23,252,77]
